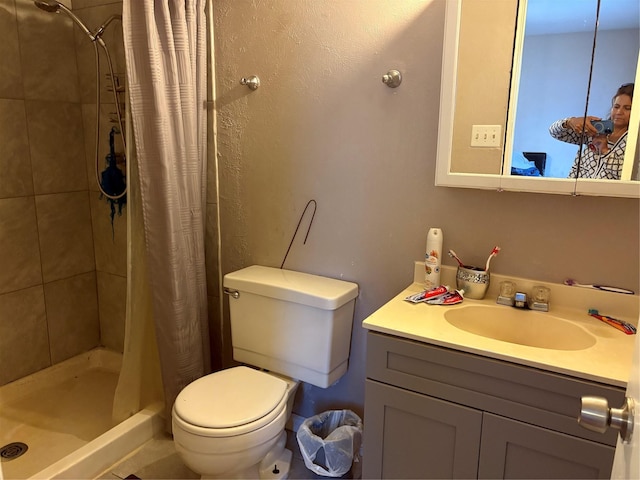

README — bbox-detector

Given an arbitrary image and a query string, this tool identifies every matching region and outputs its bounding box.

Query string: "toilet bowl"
[172,366,299,479]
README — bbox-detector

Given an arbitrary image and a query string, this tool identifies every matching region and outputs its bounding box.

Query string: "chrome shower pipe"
[92,39,128,201]
[93,15,122,42]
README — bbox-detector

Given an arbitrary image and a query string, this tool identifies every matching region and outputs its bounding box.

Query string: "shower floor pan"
[0,348,163,479]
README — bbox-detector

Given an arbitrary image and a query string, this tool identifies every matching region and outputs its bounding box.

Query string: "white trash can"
[296,409,363,477]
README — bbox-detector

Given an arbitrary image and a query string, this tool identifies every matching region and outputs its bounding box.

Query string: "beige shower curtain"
[112,138,163,424]
[122,0,210,426]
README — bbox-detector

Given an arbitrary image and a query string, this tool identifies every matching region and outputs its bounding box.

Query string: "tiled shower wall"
[0,0,126,386]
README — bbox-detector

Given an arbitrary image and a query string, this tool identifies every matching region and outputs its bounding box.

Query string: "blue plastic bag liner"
[296,409,363,477]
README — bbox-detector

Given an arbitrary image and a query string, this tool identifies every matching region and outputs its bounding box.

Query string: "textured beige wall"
[212,0,639,418]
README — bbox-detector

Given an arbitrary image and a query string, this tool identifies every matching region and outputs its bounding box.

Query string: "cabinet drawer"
[366,331,624,446]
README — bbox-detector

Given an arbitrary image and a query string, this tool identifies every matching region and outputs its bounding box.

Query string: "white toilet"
[172,265,358,479]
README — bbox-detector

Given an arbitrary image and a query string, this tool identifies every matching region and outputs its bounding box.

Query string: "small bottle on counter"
[425,228,442,289]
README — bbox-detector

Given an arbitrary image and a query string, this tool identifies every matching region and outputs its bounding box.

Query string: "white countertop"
[362,263,639,388]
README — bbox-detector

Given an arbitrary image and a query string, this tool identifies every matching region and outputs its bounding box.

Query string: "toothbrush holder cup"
[456,266,490,300]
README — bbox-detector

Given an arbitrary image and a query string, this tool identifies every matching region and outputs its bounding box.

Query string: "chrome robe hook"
[382,70,402,88]
[240,75,260,90]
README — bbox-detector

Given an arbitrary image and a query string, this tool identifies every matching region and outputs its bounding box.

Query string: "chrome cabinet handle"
[579,396,634,443]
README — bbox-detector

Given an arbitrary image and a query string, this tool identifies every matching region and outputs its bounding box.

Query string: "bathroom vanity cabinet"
[363,331,625,479]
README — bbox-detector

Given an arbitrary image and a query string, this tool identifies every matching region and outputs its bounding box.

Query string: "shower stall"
[0,1,162,478]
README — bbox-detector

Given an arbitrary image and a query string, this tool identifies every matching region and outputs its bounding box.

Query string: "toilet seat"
[173,366,288,437]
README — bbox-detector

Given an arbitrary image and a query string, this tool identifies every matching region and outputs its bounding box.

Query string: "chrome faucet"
[497,283,550,311]
[514,292,528,308]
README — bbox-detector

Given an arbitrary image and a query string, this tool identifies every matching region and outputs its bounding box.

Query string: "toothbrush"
[564,279,635,295]
[588,309,636,335]
[592,315,631,334]
[448,249,465,267]
[484,246,500,271]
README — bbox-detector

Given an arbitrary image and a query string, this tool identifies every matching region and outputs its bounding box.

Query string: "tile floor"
[97,430,361,479]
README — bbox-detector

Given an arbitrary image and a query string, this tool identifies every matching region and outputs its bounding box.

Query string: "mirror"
[436,0,640,198]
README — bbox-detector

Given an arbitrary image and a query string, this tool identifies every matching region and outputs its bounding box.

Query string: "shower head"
[33,0,102,45]
[33,0,59,13]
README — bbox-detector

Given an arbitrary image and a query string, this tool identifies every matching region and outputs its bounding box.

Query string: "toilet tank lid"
[223,265,358,310]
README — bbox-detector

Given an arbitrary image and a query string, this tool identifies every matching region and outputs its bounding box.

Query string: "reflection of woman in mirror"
[549,83,633,179]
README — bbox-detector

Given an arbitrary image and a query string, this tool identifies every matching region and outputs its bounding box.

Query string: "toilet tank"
[223,266,358,388]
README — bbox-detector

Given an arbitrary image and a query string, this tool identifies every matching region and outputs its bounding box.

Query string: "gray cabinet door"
[363,379,482,479]
[478,413,615,479]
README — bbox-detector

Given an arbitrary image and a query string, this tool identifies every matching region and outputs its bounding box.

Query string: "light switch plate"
[471,125,501,147]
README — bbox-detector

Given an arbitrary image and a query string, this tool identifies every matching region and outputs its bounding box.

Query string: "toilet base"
[199,431,292,480]
[258,446,292,480]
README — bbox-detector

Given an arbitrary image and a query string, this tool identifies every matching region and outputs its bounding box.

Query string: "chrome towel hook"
[240,75,260,90]
[382,69,402,88]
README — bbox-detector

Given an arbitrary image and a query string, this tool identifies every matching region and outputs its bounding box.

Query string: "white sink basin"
[444,305,597,350]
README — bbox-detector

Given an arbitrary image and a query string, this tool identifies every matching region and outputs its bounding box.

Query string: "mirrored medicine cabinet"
[436,0,640,198]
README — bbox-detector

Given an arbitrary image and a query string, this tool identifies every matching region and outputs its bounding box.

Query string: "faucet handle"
[497,281,517,306]
[529,286,550,311]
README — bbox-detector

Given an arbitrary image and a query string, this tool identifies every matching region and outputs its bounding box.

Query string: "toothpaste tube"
[405,285,449,303]
[425,289,464,305]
